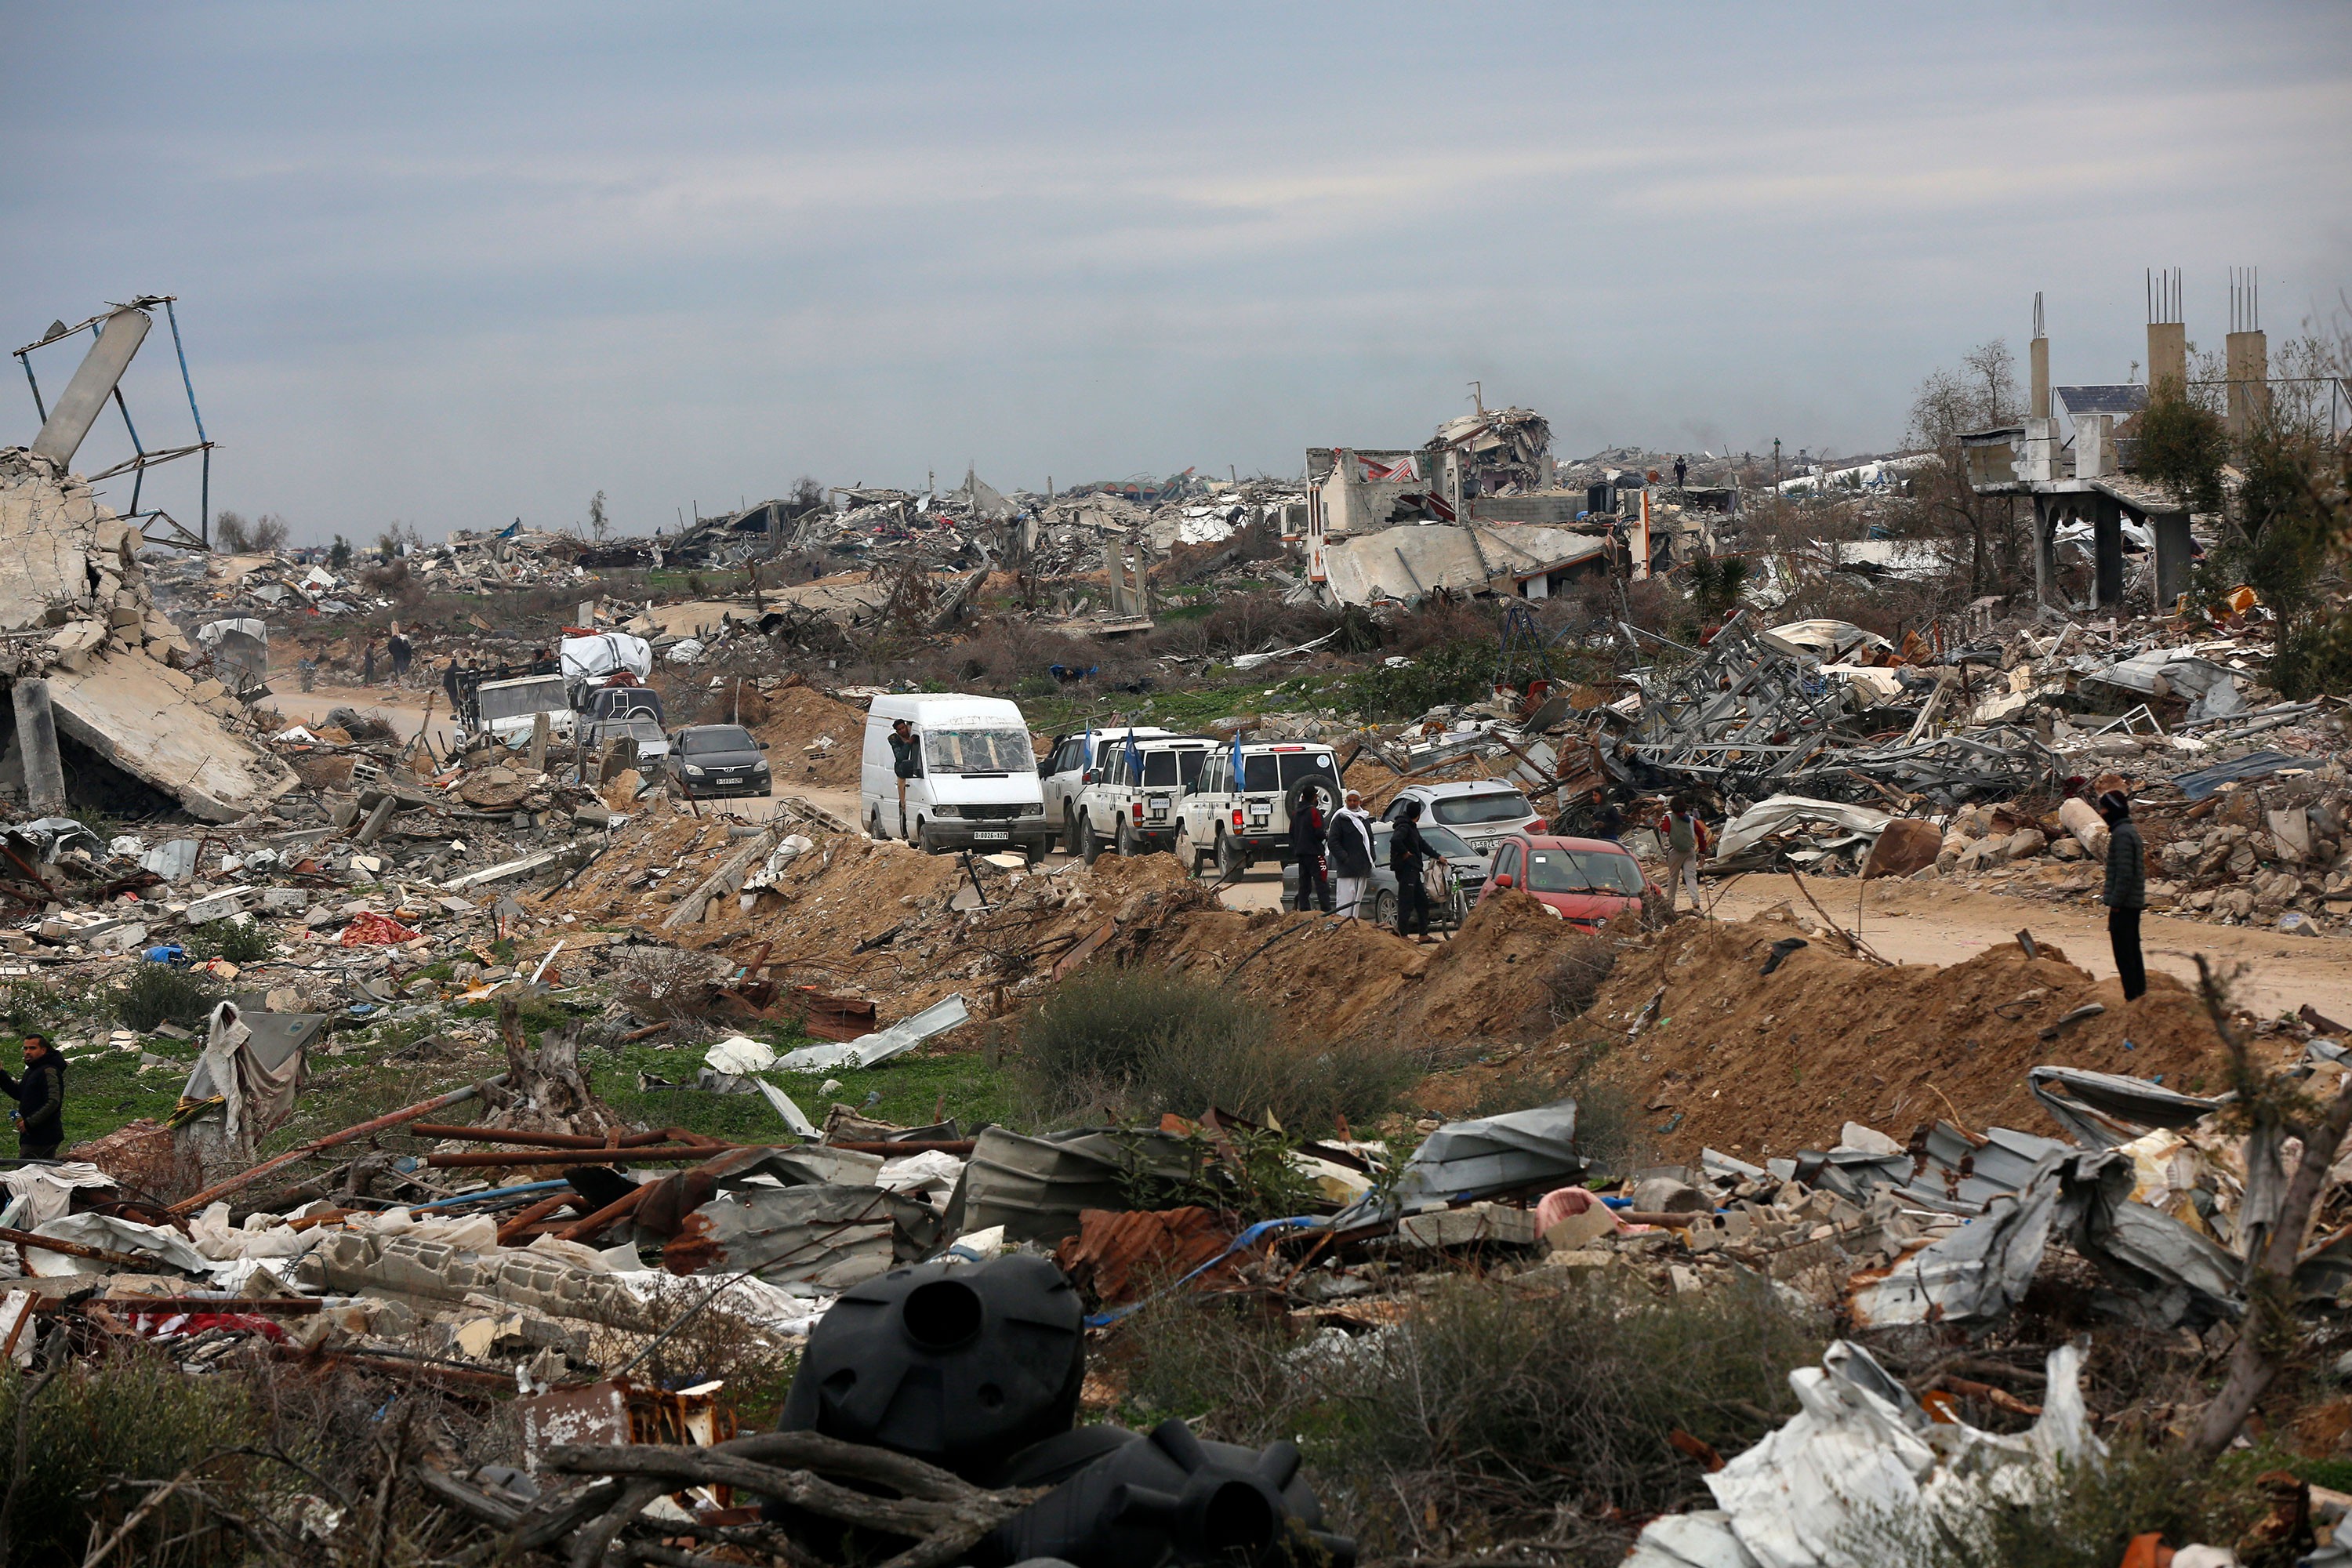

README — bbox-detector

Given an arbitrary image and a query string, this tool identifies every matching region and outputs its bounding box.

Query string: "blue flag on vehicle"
[1229,731,1245,792]
[1123,731,1141,780]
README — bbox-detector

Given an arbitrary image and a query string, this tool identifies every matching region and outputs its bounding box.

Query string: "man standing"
[1674,454,1688,491]
[1328,789,1375,919]
[888,718,922,840]
[1583,786,1626,843]
[2100,789,2147,1001]
[1392,797,1433,941]
[2,1034,66,1159]
[387,630,413,681]
[1659,794,1709,914]
[1290,788,1334,913]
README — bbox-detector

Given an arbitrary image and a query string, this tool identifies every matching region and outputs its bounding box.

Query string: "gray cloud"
[2,1,2346,542]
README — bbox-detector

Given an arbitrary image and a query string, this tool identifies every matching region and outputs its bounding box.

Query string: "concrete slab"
[43,649,295,822]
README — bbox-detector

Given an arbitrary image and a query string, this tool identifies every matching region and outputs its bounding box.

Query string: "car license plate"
[973,829,1007,841]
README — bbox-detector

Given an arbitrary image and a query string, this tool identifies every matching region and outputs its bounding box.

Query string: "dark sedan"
[667,724,772,799]
[1283,820,1490,927]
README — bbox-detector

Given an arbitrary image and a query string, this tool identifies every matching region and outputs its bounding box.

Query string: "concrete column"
[11,679,66,815]
[528,711,551,773]
[2031,495,2055,613]
[2151,511,2195,608]
[2225,330,2269,439]
[2093,495,2125,609]
[2147,321,2187,399]
[2030,336,2050,420]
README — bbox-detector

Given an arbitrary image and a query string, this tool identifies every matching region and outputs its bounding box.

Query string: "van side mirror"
[759,741,770,750]
[1494,873,1515,889]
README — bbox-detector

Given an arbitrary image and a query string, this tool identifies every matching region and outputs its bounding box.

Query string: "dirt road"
[1704,873,2352,1023]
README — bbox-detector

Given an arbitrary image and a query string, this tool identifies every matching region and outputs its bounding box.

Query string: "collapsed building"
[0,301,292,820]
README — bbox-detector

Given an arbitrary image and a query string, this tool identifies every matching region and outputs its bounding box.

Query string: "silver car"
[1381,780,1544,856]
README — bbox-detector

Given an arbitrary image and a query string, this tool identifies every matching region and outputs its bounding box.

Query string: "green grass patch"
[594,1033,1019,1140]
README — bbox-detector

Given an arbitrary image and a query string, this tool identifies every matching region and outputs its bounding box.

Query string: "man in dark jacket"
[1392,797,1433,940]
[2100,790,2147,1001]
[2,1034,65,1159]
[1290,793,1333,913]
[887,719,922,840]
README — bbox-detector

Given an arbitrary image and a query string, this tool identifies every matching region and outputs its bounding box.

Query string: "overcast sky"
[3,2,2347,543]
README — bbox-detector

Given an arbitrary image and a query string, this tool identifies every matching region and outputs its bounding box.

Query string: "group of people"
[1288,788,1441,941]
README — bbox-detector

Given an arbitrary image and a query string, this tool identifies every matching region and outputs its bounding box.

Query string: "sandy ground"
[1701,873,2352,1023]
[272,681,463,750]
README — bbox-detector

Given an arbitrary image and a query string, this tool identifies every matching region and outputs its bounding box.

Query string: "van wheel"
[1078,815,1102,866]
[1174,824,1203,876]
[1115,818,1139,858]
[1060,806,1078,855]
[916,818,940,855]
[1216,829,1247,882]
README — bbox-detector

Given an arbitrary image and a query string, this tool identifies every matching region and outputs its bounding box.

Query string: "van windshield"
[1240,751,1338,793]
[477,678,567,723]
[925,729,1033,774]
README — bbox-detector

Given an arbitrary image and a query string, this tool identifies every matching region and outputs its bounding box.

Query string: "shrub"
[1109,1269,1825,1559]
[1016,965,1414,1134]
[187,916,274,965]
[0,1350,260,1564]
[113,964,222,1032]
[1838,1439,2289,1568]
[1340,637,1496,720]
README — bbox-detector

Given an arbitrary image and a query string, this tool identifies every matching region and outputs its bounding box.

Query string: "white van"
[861,694,1051,858]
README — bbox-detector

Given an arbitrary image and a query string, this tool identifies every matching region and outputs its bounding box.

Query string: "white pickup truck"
[1173,741,1342,880]
[1070,734,1214,862]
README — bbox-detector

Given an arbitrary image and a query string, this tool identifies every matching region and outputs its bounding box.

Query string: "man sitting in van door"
[888,718,923,839]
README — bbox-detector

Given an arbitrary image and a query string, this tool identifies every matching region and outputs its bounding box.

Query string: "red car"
[1475,833,1653,928]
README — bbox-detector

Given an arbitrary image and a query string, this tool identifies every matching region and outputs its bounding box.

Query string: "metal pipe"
[169,1074,509,1215]
[0,1225,186,1273]
[409,1123,677,1151]
[422,1146,719,1168]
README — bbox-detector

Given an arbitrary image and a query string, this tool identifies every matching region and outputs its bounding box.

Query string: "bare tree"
[250,514,289,551]
[1904,343,2027,596]
[212,510,252,552]
[590,489,609,542]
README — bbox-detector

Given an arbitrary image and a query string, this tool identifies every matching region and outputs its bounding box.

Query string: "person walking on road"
[1674,454,1688,491]
[1291,789,1334,913]
[887,719,922,840]
[1660,794,1709,914]
[1392,797,1433,941]
[1328,789,1375,919]
[2100,789,2147,1001]
[1,1033,66,1160]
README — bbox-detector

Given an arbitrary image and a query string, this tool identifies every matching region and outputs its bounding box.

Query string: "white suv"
[1381,780,1544,856]
[1038,727,1174,852]
[1072,735,1214,862]
[1174,742,1342,880]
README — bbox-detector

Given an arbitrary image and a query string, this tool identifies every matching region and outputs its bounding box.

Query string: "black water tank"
[775,1254,1084,1480]
[976,1419,1356,1567]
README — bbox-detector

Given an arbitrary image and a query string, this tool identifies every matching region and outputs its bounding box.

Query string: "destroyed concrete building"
[0,300,293,820]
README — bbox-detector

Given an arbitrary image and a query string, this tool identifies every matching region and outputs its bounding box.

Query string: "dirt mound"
[1580,914,2256,1163]
[752,684,867,790]
[1105,886,1604,1049]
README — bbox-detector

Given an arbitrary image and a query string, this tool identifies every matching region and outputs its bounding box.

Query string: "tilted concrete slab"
[44,648,294,821]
